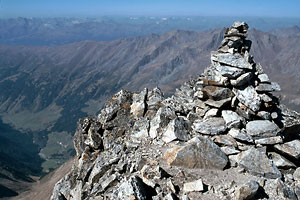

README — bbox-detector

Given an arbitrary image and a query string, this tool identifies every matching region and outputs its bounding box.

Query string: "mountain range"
[0,24,300,197]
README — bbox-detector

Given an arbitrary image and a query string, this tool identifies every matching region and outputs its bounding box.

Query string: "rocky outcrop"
[51,22,300,200]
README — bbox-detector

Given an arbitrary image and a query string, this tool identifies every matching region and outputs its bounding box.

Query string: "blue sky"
[0,0,300,18]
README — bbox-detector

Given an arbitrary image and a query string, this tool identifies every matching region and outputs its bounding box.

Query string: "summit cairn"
[51,22,300,200]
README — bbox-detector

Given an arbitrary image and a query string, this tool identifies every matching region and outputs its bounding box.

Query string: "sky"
[0,0,300,18]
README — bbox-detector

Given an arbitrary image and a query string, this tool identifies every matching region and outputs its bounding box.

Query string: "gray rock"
[193,117,226,135]
[167,179,177,194]
[274,140,300,159]
[274,178,297,200]
[149,107,176,139]
[256,82,281,92]
[257,111,271,120]
[234,180,259,200]
[278,104,300,138]
[162,117,190,143]
[203,108,218,119]
[222,110,243,128]
[258,74,270,83]
[183,179,204,192]
[259,94,272,102]
[293,167,300,181]
[246,120,280,139]
[205,97,232,108]
[238,147,281,179]
[164,136,228,169]
[147,87,163,110]
[213,61,245,78]
[131,88,147,118]
[221,146,240,155]
[131,118,150,139]
[115,176,148,200]
[213,135,238,147]
[202,86,233,101]
[254,136,283,145]
[295,185,300,200]
[268,152,296,169]
[211,52,252,70]
[203,66,229,86]
[181,194,190,200]
[164,193,178,200]
[194,90,204,99]
[233,86,261,112]
[230,72,252,87]
[228,128,253,143]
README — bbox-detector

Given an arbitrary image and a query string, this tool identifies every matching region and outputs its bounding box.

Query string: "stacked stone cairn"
[51,22,300,200]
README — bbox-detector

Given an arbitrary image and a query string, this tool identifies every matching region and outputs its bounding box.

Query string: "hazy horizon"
[1,0,300,18]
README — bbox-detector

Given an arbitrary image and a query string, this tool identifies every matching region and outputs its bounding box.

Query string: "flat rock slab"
[183,179,204,193]
[233,86,261,112]
[256,82,281,92]
[254,136,283,145]
[268,152,296,169]
[202,86,233,101]
[204,97,231,108]
[238,147,281,179]
[228,128,253,143]
[274,140,300,159]
[211,52,253,69]
[222,110,243,129]
[164,136,228,170]
[246,120,280,139]
[213,61,245,78]
[193,117,226,135]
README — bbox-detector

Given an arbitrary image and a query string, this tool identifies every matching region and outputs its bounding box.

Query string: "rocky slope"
[50,22,300,200]
[1,25,300,197]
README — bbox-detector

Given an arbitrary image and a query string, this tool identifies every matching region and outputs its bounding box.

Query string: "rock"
[233,86,261,112]
[222,110,243,128]
[221,146,240,155]
[230,72,252,87]
[164,193,178,200]
[211,52,253,70]
[147,87,163,110]
[256,82,281,92]
[213,135,238,147]
[114,176,150,199]
[259,94,273,102]
[274,178,297,200]
[246,120,280,139]
[228,128,253,143]
[203,67,229,86]
[181,194,190,200]
[162,117,190,143]
[203,108,218,119]
[131,118,150,139]
[274,140,300,159]
[167,179,177,194]
[295,185,300,200]
[268,152,296,169]
[238,147,281,179]
[278,105,300,138]
[193,117,226,135]
[202,86,233,101]
[213,61,245,78]
[258,74,270,83]
[257,111,271,120]
[234,180,259,200]
[131,88,147,117]
[149,107,176,138]
[293,167,300,181]
[205,97,231,108]
[164,136,228,170]
[183,179,204,193]
[194,90,204,99]
[254,136,283,145]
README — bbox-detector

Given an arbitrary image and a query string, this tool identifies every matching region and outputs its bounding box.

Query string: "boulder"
[211,52,253,70]
[222,110,243,128]
[193,117,226,135]
[213,61,245,78]
[238,147,281,179]
[268,152,296,169]
[228,128,253,143]
[164,136,228,170]
[230,72,252,87]
[234,180,259,200]
[202,86,233,101]
[274,140,300,159]
[245,120,280,139]
[233,86,261,112]
[162,117,190,143]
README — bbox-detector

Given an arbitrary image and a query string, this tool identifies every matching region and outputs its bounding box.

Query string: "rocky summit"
[51,22,300,200]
